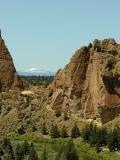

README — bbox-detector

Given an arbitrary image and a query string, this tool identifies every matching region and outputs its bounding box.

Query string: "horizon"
[0,0,120,71]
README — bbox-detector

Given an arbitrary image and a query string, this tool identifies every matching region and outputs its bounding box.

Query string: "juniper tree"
[61,126,68,138]
[71,123,80,138]
[41,123,48,135]
[50,125,60,138]
[28,144,39,160]
[41,146,48,160]
[65,139,79,160]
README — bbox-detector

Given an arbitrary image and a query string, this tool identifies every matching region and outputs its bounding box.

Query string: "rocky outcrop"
[0,33,27,91]
[48,39,120,123]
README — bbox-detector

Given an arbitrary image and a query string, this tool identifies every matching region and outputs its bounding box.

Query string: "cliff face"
[49,39,120,123]
[0,36,27,91]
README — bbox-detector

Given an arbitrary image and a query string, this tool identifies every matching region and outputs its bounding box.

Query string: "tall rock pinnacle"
[0,33,27,91]
[48,38,120,123]
[0,29,1,38]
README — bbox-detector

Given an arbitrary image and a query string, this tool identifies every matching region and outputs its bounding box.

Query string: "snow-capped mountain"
[18,68,55,76]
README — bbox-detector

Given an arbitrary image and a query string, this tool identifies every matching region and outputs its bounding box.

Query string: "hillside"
[0,37,120,136]
[47,39,120,124]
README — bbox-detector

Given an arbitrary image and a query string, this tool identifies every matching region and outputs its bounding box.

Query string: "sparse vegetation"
[71,123,80,138]
[63,111,69,121]
[50,125,60,138]
[55,109,62,117]
[21,75,54,86]
[41,123,48,135]
[0,138,39,160]
[56,139,79,160]
[82,123,120,152]
[61,125,68,138]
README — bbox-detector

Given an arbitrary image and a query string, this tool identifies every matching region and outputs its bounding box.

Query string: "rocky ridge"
[47,39,120,123]
[0,32,27,91]
[0,37,120,136]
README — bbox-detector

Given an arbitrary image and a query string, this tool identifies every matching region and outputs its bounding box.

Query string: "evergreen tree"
[107,127,120,152]
[96,128,107,147]
[55,109,62,117]
[41,123,48,135]
[50,125,60,138]
[22,140,31,155]
[55,139,79,160]
[61,126,68,138]
[41,146,48,160]
[71,123,80,138]
[89,125,98,147]
[2,138,15,160]
[64,111,69,121]
[28,144,39,160]
[82,125,90,142]
[15,144,24,160]
[64,139,79,160]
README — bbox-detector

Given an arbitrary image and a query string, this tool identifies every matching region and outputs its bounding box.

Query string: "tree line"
[42,122,120,152]
[21,76,54,86]
[0,123,119,160]
[0,138,78,160]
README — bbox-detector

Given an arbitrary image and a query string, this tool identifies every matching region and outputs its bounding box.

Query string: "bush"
[41,146,48,160]
[64,111,69,121]
[41,123,48,135]
[71,123,80,138]
[28,143,39,160]
[65,139,79,160]
[50,125,60,138]
[55,109,62,117]
[61,126,68,138]
[107,127,120,152]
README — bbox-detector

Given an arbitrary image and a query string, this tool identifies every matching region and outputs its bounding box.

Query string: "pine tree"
[107,127,120,152]
[41,146,48,160]
[65,139,79,160]
[82,125,90,142]
[22,140,31,155]
[15,144,24,160]
[55,109,61,117]
[96,128,107,147]
[71,123,80,138]
[64,111,69,121]
[28,144,39,160]
[41,123,48,135]
[50,125,60,138]
[61,126,68,138]
[2,138,15,160]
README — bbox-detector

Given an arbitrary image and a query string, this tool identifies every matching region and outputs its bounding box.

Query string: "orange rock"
[49,39,120,123]
[0,36,27,91]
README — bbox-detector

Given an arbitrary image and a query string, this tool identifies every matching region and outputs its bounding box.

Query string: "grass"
[75,139,120,160]
[5,133,120,160]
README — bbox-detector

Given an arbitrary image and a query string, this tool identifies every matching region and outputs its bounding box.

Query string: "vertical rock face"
[0,34,26,91]
[49,39,120,123]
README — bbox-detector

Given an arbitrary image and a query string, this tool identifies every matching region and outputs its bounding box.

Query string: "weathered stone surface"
[48,39,120,123]
[0,36,27,91]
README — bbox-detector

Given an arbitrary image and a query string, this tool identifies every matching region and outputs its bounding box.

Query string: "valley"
[0,34,120,159]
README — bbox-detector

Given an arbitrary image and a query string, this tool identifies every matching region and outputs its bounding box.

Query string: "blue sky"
[0,0,120,71]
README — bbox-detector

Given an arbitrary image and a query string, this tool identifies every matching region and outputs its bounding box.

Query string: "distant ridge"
[18,68,55,76]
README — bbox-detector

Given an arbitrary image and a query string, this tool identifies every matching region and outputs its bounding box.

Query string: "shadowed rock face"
[0,36,27,91]
[48,39,120,123]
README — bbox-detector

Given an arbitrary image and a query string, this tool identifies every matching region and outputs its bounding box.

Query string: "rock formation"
[0,31,27,91]
[48,39,120,123]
